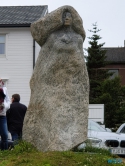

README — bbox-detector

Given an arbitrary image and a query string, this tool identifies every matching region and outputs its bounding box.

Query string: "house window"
[0,35,5,54]
[108,69,119,79]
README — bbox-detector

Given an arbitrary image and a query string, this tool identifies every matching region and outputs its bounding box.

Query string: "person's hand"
[0,103,4,111]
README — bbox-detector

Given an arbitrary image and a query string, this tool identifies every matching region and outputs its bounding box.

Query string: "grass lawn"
[0,141,124,166]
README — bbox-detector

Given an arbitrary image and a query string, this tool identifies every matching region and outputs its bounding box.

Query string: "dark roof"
[0,6,48,27]
[103,47,125,63]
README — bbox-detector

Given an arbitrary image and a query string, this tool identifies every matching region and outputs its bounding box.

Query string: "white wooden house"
[0,6,48,106]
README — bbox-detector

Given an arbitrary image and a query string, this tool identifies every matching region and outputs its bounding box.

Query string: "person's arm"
[3,87,10,111]
[6,108,10,117]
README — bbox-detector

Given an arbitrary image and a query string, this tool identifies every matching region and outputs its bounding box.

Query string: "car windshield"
[88,120,106,132]
[117,123,125,134]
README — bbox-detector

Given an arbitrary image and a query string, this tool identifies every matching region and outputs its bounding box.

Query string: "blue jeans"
[11,132,22,145]
[0,116,8,150]
[11,133,18,141]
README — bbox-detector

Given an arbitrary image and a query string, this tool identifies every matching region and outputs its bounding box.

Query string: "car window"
[120,126,125,133]
[116,123,125,133]
[88,120,106,132]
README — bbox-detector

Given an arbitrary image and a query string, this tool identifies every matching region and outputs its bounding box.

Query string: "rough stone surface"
[23,5,89,152]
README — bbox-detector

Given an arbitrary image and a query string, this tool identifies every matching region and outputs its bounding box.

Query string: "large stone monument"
[23,5,89,152]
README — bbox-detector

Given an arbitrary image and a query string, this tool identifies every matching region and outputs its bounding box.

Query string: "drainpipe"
[33,39,35,69]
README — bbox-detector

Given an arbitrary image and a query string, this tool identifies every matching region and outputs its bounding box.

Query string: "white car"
[78,120,125,155]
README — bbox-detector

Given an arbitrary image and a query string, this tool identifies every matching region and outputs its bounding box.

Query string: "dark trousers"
[0,116,8,150]
[10,131,22,145]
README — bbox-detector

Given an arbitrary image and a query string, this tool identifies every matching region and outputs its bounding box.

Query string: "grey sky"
[1,0,125,49]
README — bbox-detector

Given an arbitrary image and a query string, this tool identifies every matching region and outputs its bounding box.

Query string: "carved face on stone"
[63,12,72,26]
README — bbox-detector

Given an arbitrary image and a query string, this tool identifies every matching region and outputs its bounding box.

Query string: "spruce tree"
[86,22,125,128]
[98,77,125,128]
[86,22,110,103]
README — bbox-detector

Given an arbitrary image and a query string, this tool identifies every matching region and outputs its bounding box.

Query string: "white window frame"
[0,34,6,57]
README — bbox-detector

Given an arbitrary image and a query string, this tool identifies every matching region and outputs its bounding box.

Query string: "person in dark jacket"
[6,94,27,142]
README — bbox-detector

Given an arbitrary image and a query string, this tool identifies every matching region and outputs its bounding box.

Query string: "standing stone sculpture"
[23,5,89,152]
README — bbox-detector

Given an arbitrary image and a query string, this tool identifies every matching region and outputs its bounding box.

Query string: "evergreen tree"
[86,22,111,103]
[97,77,125,128]
[86,22,125,128]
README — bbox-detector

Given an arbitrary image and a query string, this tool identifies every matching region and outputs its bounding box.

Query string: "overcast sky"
[1,0,125,49]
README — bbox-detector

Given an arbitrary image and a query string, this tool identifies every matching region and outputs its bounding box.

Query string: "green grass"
[0,141,124,166]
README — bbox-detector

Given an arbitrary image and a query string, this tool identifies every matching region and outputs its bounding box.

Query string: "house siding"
[0,27,41,106]
[35,41,41,62]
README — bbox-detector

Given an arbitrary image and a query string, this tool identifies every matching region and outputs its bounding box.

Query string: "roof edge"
[0,24,31,27]
[40,5,48,17]
[107,61,125,64]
